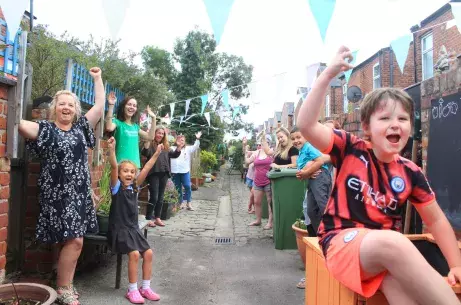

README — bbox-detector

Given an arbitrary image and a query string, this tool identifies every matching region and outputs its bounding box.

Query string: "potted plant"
[292,218,310,264]
[160,179,179,220]
[0,283,57,304]
[94,163,111,235]
[200,150,218,175]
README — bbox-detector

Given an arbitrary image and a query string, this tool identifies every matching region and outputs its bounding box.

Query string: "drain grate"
[215,237,233,245]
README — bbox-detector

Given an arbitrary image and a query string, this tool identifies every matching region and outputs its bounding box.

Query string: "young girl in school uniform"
[107,137,162,304]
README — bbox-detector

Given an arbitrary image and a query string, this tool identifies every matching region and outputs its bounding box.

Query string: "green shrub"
[200,150,218,173]
[96,163,112,216]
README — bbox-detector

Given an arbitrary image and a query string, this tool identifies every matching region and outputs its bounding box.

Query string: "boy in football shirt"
[297,46,461,304]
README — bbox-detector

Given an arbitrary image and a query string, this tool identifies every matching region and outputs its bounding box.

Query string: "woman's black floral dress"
[26,116,98,243]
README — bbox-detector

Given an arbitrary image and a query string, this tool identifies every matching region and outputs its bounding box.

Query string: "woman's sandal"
[70,283,79,299]
[57,286,80,305]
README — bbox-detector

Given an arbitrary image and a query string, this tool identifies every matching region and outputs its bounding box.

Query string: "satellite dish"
[347,86,363,103]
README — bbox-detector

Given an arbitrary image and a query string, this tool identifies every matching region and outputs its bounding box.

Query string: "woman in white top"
[171,131,202,210]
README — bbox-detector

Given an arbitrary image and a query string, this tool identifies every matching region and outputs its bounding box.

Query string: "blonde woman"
[262,127,298,168]
[19,68,105,304]
[141,126,182,227]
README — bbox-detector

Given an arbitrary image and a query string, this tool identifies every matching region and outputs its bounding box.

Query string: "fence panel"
[0,19,21,77]
[64,59,125,110]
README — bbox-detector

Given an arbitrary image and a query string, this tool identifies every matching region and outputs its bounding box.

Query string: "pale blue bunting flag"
[202,0,235,45]
[343,50,358,83]
[221,89,230,110]
[390,34,412,73]
[308,0,336,43]
[201,94,208,115]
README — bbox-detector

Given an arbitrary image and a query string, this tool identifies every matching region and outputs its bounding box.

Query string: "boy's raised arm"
[298,46,354,152]
[107,137,119,187]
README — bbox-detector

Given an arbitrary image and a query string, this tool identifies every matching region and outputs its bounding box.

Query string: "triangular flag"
[204,112,211,126]
[232,106,240,119]
[0,0,28,40]
[170,103,175,119]
[390,34,412,74]
[343,50,358,83]
[221,89,230,110]
[202,0,235,45]
[451,3,461,34]
[185,99,191,116]
[200,94,208,115]
[308,0,336,43]
[102,0,131,40]
[179,116,184,126]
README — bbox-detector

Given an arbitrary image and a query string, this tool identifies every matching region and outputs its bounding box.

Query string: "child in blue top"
[107,137,162,304]
[291,126,332,233]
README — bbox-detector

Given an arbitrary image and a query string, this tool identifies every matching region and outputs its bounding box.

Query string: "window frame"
[421,32,434,81]
[343,83,348,113]
[373,63,381,89]
[325,94,330,118]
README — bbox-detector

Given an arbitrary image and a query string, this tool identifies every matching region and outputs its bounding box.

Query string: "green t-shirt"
[113,118,141,168]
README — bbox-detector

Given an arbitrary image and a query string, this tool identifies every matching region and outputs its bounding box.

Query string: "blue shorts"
[245,177,254,188]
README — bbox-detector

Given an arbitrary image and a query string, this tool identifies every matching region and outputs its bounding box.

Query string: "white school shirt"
[171,140,200,174]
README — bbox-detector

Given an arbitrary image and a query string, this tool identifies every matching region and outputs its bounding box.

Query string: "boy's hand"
[107,137,116,150]
[89,67,102,79]
[296,169,310,180]
[448,266,461,285]
[155,144,164,156]
[195,131,202,139]
[325,46,354,78]
[242,137,247,146]
[271,163,279,169]
[108,92,116,106]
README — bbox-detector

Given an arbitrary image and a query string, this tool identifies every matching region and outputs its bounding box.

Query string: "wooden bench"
[84,215,150,289]
[303,234,461,305]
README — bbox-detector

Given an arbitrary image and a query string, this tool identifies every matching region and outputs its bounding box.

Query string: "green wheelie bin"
[267,168,307,250]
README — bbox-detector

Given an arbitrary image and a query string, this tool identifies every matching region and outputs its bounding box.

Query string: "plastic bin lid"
[266,168,299,179]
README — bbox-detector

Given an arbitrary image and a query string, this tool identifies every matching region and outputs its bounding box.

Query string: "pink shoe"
[139,287,160,301]
[125,289,145,304]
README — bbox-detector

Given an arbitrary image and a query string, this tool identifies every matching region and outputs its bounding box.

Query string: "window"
[373,63,381,89]
[343,83,348,113]
[421,33,434,80]
[325,95,330,117]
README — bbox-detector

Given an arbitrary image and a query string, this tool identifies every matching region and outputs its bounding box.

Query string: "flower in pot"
[160,179,179,220]
[200,150,217,175]
[94,163,112,235]
[292,218,309,264]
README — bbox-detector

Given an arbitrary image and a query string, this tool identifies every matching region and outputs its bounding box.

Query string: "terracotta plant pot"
[212,172,218,177]
[292,224,309,264]
[191,177,200,187]
[198,178,204,186]
[0,283,57,305]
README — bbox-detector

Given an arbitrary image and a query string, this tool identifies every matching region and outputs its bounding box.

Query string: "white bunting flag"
[204,112,211,126]
[102,0,131,40]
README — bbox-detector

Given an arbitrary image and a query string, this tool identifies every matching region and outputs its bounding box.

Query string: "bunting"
[221,89,230,110]
[308,0,336,43]
[204,112,211,126]
[184,98,191,117]
[202,0,235,45]
[343,50,358,83]
[102,0,131,40]
[200,94,208,115]
[390,34,412,73]
[233,106,240,119]
[169,103,175,120]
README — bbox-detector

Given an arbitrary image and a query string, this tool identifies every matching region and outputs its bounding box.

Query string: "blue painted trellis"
[0,19,21,76]
[64,59,125,110]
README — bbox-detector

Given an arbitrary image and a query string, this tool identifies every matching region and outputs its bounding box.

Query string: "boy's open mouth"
[386,134,401,144]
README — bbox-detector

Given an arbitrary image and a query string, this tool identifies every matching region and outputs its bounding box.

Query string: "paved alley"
[75,171,305,305]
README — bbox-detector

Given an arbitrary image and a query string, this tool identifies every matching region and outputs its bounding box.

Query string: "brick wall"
[414,6,461,83]
[0,84,10,278]
[24,105,107,273]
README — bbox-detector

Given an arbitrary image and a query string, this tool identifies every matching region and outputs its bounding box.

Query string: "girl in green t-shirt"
[105,93,156,168]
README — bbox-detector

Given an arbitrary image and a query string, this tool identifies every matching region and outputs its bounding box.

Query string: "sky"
[33,0,450,133]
